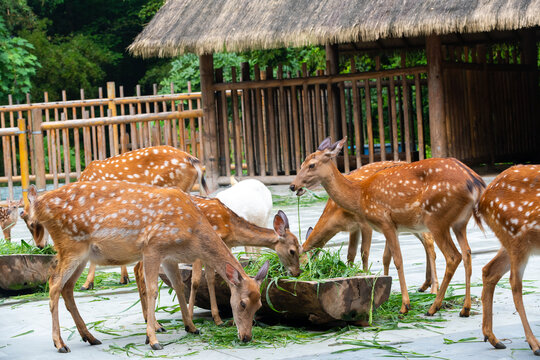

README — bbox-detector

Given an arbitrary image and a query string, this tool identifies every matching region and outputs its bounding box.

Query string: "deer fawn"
[1,200,22,241]
[23,145,208,289]
[135,197,300,327]
[478,165,540,355]
[290,137,485,315]
[303,161,438,294]
[21,182,268,352]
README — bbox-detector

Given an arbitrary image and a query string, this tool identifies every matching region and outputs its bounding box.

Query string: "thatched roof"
[129,0,540,57]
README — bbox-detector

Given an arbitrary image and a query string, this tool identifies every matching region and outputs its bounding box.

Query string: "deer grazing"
[1,200,22,241]
[303,161,438,293]
[290,137,485,315]
[215,178,274,255]
[478,165,540,355]
[135,196,300,327]
[21,182,268,352]
[22,145,207,289]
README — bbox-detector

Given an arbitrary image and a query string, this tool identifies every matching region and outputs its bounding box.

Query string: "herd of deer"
[1,137,537,355]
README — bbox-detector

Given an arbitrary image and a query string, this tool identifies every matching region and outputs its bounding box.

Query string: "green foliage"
[138,0,165,22]
[0,17,40,103]
[0,239,56,255]
[21,21,120,101]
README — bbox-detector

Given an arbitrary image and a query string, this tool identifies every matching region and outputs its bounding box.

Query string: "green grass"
[272,191,328,207]
[0,239,56,255]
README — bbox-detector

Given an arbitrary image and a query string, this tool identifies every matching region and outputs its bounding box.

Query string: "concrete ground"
[1,178,540,359]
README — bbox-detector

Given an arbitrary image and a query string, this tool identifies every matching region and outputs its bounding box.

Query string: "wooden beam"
[326,43,341,139]
[426,34,448,157]
[199,54,219,192]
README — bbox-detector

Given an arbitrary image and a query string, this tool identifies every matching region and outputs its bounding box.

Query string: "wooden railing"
[0,83,203,204]
[212,59,429,183]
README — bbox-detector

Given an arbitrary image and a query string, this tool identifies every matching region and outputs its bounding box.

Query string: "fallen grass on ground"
[0,239,56,255]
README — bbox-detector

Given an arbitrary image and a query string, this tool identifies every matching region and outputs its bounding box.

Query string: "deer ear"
[254,261,270,284]
[273,213,286,236]
[28,185,38,204]
[225,263,241,286]
[305,226,313,241]
[277,210,289,229]
[317,137,333,151]
[325,137,347,158]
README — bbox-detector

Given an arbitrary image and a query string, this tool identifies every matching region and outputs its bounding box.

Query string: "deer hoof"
[156,327,166,333]
[533,349,540,356]
[57,345,71,353]
[120,276,129,285]
[494,342,506,349]
[80,282,94,291]
[145,336,150,345]
[151,343,163,350]
[185,326,199,334]
[459,307,470,317]
[417,287,426,293]
[89,338,102,346]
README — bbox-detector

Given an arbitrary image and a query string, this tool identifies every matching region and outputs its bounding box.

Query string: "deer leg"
[453,224,472,317]
[80,262,96,290]
[358,226,372,270]
[426,227,461,316]
[382,227,410,314]
[382,242,391,276]
[482,248,510,351]
[3,228,11,242]
[61,261,101,346]
[49,255,87,353]
[509,250,540,355]
[161,261,199,335]
[142,254,164,350]
[188,259,202,319]
[415,232,438,294]
[119,265,130,284]
[205,265,223,325]
[134,261,165,333]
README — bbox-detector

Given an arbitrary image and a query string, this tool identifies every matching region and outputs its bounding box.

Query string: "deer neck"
[320,162,363,215]
[229,214,277,249]
[199,230,248,281]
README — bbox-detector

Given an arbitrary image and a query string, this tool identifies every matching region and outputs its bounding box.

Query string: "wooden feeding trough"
[160,265,392,325]
[0,254,55,291]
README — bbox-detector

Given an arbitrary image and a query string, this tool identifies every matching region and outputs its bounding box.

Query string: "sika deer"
[1,200,22,241]
[21,182,268,352]
[21,145,207,290]
[303,161,438,293]
[478,165,540,355]
[136,197,300,327]
[290,137,485,315]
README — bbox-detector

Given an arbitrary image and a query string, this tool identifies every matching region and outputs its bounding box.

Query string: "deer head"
[272,210,301,276]
[289,137,347,196]
[225,261,269,342]
[20,186,48,249]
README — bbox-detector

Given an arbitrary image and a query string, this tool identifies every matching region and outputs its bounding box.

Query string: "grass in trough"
[0,239,56,255]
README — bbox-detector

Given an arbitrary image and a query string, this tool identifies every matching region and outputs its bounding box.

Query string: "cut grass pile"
[0,239,56,255]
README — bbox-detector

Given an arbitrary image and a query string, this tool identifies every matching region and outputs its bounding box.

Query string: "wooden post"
[107,82,119,156]
[326,44,341,138]
[18,118,30,206]
[31,109,46,193]
[199,54,219,192]
[426,34,448,157]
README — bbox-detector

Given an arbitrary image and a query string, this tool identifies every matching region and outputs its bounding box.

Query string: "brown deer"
[1,200,22,241]
[21,182,268,352]
[290,137,485,315]
[478,165,540,355]
[135,197,300,327]
[303,161,438,293]
[23,145,208,289]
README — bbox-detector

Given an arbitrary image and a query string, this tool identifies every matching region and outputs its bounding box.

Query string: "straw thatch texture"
[129,0,540,57]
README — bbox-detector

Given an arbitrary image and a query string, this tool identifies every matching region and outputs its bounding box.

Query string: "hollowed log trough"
[0,254,55,291]
[160,265,392,325]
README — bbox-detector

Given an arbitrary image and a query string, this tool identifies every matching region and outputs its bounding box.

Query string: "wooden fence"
[0,83,203,204]
[211,57,429,184]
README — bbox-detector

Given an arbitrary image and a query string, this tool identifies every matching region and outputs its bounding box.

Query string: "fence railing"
[0,83,203,205]
[211,59,429,184]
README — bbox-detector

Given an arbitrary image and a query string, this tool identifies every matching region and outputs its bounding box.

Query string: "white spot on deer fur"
[180,163,187,169]
[153,149,159,154]
[187,228,192,233]
[78,196,86,205]
[171,158,179,165]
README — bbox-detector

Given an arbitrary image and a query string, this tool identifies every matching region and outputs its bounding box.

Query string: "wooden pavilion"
[129,0,540,190]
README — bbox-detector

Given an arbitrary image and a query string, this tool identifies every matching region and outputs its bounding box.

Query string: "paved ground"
[1,179,540,359]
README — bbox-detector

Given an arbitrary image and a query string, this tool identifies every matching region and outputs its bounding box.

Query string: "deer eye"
[309,163,315,169]
[289,249,296,256]
[240,300,246,309]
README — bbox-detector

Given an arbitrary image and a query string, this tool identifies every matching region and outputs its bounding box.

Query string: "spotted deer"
[24,145,207,289]
[1,200,22,241]
[135,198,300,327]
[290,137,485,315]
[21,182,268,352]
[478,165,540,355]
[303,161,439,293]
